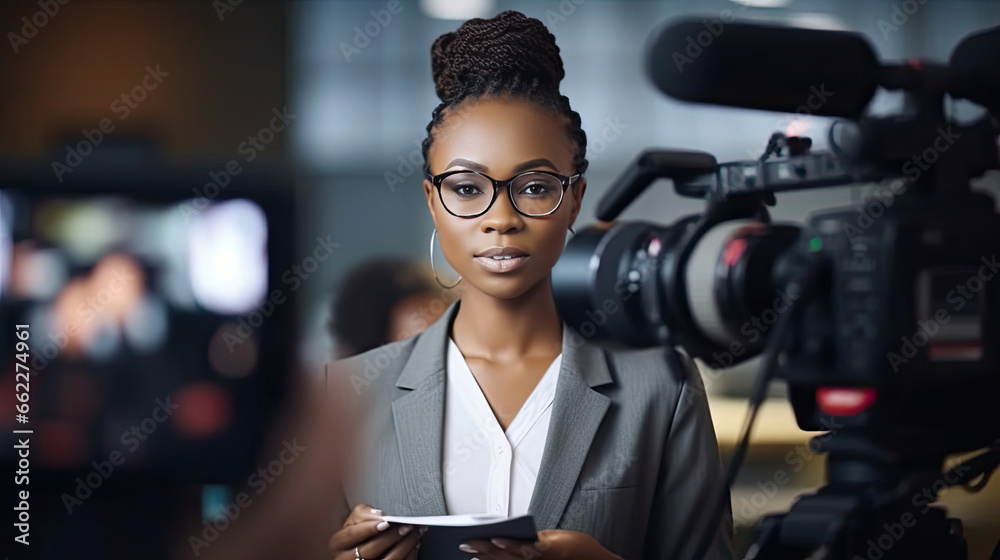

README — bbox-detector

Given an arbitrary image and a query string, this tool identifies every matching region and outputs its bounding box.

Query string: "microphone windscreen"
[646,19,879,118]
[949,26,1000,114]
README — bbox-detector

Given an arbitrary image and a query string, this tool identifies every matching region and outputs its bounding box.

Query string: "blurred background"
[1,0,999,558]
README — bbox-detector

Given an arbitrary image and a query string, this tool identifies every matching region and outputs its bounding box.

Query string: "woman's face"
[424,97,586,301]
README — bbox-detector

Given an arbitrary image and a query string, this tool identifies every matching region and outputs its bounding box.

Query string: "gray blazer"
[329,299,733,560]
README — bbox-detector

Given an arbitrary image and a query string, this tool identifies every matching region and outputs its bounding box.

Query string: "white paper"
[379,513,510,527]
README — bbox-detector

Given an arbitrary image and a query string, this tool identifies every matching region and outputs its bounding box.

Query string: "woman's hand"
[458,529,624,560]
[328,503,427,560]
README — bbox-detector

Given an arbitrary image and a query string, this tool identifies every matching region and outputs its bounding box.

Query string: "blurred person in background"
[325,10,731,560]
[329,258,454,359]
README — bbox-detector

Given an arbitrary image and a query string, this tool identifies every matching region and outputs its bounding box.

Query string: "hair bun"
[430,10,565,102]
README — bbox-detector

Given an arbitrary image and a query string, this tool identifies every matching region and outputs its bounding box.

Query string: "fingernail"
[371,508,383,515]
[416,542,421,550]
[419,526,429,534]
[458,543,478,553]
[399,525,413,536]
[491,538,507,549]
[377,521,390,532]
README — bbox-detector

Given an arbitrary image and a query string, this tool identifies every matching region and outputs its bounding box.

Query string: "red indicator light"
[816,387,877,416]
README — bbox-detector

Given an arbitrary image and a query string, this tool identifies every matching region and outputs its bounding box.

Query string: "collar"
[395,298,612,390]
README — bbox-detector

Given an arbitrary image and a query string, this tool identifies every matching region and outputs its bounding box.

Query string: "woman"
[326,10,732,560]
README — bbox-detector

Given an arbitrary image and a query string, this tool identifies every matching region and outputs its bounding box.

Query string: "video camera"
[551,19,1000,560]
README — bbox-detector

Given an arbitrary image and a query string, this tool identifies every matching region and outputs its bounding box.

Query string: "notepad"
[379,514,537,560]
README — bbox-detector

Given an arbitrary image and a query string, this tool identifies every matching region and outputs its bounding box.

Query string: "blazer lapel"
[390,299,615,527]
[527,323,613,530]
[391,299,457,515]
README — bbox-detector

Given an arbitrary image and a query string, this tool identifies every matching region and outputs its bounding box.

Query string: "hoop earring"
[430,228,462,289]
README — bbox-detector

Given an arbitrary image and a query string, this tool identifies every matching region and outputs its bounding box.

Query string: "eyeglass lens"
[440,172,563,216]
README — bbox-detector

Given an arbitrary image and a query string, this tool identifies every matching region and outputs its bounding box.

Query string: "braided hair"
[422,10,589,179]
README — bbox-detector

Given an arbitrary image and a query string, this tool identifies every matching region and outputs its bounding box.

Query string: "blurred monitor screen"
[0,172,295,484]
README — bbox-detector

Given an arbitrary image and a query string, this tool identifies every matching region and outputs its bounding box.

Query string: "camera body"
[782,192,1000,453]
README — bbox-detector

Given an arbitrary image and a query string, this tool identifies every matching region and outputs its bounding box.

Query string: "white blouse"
[442,336,562,517]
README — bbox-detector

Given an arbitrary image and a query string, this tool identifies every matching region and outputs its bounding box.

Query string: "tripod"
[744,432,1000,559]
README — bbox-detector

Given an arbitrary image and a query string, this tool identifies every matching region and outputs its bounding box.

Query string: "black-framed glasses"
[427,169,581,218]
